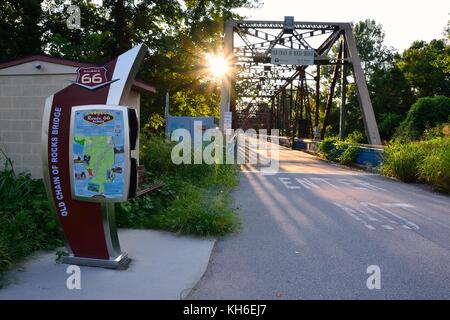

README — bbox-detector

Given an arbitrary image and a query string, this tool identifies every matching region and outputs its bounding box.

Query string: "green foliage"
[353,19,395,75]
[171,90,220,120]
[345,131,366,143]
[378,113,404,141]
[0,159,63,284]
[317,133,362,165]
[144,113,165,134]
[380,142,426,182]
[381,137,450,193]
[370,63,413,109]
[0,0,43,60]
[116,135,240,236]
[419,140,450,193]
[337,144,359,165]
[423,123,450,140]
[399,39,450,97]
[394,96,450,142]
[318,137,339,160]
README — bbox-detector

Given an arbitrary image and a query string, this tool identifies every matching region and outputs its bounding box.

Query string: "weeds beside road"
[115,135,240,236]
[317,135,450,194]
[380,137,450,194]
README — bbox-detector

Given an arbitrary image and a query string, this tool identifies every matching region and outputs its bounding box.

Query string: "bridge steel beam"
[220,18,381,145]
[339,39,348,141]
[321,40,343,140]
[343,26,381,145]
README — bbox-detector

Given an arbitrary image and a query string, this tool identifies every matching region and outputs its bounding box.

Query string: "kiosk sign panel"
[41,44,147,268]
[70,105,130,202]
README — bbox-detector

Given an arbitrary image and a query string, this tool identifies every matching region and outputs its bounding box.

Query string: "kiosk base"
[62,253,131,270]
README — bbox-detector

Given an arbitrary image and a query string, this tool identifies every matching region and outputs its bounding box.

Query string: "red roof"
[0,54,156,93]
[0,54,97,69]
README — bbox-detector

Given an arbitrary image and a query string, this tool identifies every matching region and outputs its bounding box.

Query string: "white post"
[165,91,170,141]
[220,20,235,132]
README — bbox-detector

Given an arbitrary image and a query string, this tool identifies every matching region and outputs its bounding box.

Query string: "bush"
[345,131,366,144]
[116,135,240,236]
[423,122,450,140]
[419,139,450,193]
[337,144,359,165]
[394,96,450,142]
[0,162,63,284]
[318,137,339,160]
[378,113,404,140]
[318,133,362,165]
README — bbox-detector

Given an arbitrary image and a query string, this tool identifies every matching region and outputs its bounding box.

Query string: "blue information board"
[70,106,130,202]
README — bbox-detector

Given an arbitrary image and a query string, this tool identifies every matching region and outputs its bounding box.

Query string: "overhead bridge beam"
[220,18,381,145]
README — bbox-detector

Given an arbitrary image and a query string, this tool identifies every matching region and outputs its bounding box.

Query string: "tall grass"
[419,140,450,193]
[380,137,450,193]
[115,134,240,236]
[0,156,62,284]
[380,142,425,182]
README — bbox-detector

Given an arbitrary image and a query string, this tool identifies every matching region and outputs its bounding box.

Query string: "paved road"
[189,142,450,299]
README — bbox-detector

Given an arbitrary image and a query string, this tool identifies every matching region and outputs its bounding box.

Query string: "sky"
[237,0,449,52]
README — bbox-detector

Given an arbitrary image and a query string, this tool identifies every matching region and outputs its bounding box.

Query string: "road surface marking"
[361,202,399,225]
[381,203,450,231]
[294,178,320,189]
[334,202,421,232]
[279,177,301,189]
[310,177,340,189]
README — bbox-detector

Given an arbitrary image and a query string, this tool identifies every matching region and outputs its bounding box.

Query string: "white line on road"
[381,203,450,231]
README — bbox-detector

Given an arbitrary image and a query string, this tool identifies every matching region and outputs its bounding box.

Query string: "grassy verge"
[115,135,240,236]
[0,163,63,285]
[380,137,450,193]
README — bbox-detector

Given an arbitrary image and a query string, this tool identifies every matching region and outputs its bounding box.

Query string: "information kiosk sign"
[70,105,130,202]
[41,44,147,269]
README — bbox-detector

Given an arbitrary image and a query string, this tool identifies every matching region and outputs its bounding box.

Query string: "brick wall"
[0,74,75,178]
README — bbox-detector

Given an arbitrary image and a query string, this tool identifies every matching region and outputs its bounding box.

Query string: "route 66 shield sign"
[75,66,116,90]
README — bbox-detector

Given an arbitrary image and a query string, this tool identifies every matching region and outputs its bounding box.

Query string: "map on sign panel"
[72,109,126,199]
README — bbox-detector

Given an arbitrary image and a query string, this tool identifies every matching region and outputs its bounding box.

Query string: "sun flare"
[206,53,229,78]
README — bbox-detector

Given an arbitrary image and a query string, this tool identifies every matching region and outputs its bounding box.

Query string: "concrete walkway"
[0,229,214,300]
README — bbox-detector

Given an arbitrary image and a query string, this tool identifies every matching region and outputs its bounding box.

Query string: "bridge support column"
[344,26,381,145]
[339,39,348,141]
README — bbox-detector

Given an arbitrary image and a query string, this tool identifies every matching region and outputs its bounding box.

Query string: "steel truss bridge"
[219,17,381,145]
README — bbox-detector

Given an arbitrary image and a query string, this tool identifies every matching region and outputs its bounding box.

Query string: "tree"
[0,0,44,60]
[399,39,450,98]
[353,19,396,76]
[42,0,111,62]
[341,19,412,141]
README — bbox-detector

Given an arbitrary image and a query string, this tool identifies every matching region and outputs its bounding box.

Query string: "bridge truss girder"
[219,18,381,145]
